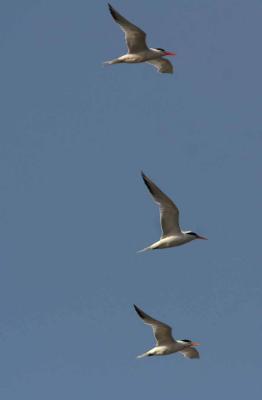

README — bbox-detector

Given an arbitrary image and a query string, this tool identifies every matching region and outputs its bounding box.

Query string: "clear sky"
[0,0,261,398]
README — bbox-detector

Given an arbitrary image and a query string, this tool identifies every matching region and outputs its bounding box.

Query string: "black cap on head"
[187,232,198,237]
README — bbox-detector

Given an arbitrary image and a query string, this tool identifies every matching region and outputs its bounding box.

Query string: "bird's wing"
[146,58,174,74]
[108,4,148,53]
[141,172,181,237]
[134,304,175,346]
[179,347,200,359]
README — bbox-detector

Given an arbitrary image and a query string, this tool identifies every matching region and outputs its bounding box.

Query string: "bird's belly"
[155,236,187,248]
[154,345,177,356]
[120,53,152,63]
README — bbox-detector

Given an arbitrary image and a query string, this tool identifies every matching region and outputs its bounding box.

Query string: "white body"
[139,172,207,252]
[138,341,193,357]
[134,305,200,359]
[143,233,195,251]
[108,48,168,63]
[106,4,175,73]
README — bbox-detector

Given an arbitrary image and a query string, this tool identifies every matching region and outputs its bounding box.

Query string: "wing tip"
[141,170,146,179]
[141,171,154,195]
[193,348,200,359]
[108,3,118,21]
[108,3,114,14]
[181,348,200,359]
[133,304,145,320]
[141,170,148,185]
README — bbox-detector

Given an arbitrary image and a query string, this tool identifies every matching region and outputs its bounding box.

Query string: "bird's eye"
[155,48,165,52]
[187,232,197,237]
[182,339,191,343]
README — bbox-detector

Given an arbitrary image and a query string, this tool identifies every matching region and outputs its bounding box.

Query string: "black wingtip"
[133,304,145,319]
[108,3,117,19]
[141,170,148,183]
[141,170,147,183]
[141,172,154,196]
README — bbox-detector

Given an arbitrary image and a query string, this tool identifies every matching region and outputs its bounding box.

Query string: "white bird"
[134,304,200,359]
[139,172,207,252]
[105,3,176,74]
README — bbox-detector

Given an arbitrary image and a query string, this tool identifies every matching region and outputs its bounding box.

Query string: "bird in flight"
[139,172,207,252]
[134,304,200,359]
[105,3,176,74]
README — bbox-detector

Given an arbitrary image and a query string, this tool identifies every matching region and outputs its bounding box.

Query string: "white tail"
[103,58,123,65]
[136,352,148,359]
[137,246,152,254]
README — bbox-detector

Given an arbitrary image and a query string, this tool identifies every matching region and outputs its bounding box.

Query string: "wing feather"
[134,304,175,346]
[147,58,174,74]
[180,347,200,359]
[108,4,148,53]
[141,172,181,237]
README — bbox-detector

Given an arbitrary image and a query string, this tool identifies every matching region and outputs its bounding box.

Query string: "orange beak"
[196,235,208,240]
[191,342,200,347]
[164,51,176,56]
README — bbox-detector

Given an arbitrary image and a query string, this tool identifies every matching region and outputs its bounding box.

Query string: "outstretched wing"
[108,4,148,53]
[141,172,181,237]
[134,304,175,346]
[147,58,174,74]
[180,347,200,359]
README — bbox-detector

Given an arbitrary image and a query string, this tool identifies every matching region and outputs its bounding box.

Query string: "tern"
[134,305,200,359]
[105,3,176,74]
[139,172,207,252]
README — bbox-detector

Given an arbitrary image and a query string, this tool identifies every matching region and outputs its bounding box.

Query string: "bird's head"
[185,231,207,241]
[181,339,200,347]
[152,48,176,56]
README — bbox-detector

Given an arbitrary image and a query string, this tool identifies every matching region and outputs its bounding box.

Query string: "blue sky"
[0,0,261,398]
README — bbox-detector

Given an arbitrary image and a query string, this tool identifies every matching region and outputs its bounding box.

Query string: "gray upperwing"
[147,58,174,74]
[134,304,175,346]
[141,172,181,237]
[180,347,200,359]
[108,4,148,53]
